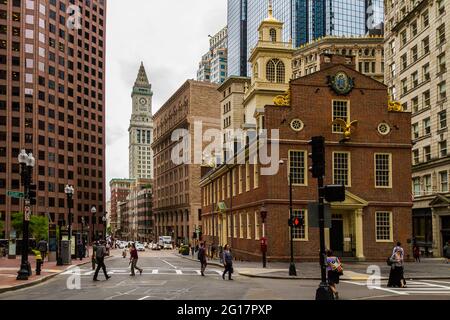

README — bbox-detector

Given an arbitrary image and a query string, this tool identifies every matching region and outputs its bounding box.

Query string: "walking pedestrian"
[222,244,233,280]
[129,243,143,276]
[77,240,84,261]
[413,244,420,263]
[37,239,47,265]
[190,243,195,257]
[198,242,207,276]
[93,240,110,281]
[326,249,343,300]
[444,240,450,264]
[388,242,406,288]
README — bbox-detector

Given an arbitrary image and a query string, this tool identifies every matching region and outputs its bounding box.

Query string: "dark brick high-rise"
[0,0,107,240]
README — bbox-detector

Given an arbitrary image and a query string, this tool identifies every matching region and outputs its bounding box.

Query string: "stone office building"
[152,80,221,245]
[200,54,413,262]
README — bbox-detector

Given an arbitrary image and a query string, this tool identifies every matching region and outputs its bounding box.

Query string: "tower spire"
[134,62,151,88]
[268,0,273,18]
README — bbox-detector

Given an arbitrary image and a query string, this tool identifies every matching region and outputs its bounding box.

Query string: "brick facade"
[152,80,221,245]
[200,55,413,262]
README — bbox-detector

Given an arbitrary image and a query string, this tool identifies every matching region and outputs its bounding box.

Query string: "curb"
[0,256,113,295]
[176,254,450,281]
[237,272,450,281]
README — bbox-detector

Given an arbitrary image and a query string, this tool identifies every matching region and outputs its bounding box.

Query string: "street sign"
[307,203,332,228]
[24,206,31,221]
[7,191,24,199]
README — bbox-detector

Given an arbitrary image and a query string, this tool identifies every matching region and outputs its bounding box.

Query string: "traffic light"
[308,136,325,178]
[28,184,37,205]
[323,185,346,202]
[192,232,197,239]
[289,216,305,227]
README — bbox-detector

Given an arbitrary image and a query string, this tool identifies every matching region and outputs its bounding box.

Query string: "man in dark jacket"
[37,239,47,265]
[198,242,207,276]
[93,241,110,281]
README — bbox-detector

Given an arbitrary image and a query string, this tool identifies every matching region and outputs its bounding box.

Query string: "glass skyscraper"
[227,0,248,76]
[228,0,384,77]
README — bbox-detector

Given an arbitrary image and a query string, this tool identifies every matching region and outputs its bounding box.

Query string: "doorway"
[330,219,344,257]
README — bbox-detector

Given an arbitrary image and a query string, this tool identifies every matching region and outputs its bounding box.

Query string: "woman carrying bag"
[326,249,343,300]
[222,244,234,281]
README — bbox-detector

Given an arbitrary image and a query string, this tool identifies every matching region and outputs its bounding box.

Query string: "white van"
[158,236,173,250]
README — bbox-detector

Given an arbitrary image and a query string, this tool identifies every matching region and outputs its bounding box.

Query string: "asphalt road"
[1,250,449,300]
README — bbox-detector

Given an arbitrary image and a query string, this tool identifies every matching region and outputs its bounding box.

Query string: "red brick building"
[0,0,107,241]
[109,178,134,237]
[200,54,412,262]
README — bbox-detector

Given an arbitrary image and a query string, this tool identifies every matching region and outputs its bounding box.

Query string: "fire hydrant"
[33,250,43,275]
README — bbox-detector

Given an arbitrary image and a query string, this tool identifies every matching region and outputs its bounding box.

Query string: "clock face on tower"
[139,98,147,105]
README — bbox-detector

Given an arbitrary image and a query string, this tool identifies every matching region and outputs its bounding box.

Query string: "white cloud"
[105,0,227,198]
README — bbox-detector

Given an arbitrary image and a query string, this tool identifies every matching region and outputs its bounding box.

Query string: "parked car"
[151,243,160,250]
[136,243,145,251]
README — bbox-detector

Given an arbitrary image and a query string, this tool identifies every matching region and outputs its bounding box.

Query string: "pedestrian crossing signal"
[289,217,305,227]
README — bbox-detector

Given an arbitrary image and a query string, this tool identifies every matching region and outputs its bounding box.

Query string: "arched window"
[266,58,285,83]
[270,28,277,42]
[276,60,285,83]
[266,59,276,82]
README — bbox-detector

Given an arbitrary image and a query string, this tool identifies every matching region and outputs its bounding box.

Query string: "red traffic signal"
[289,217,305,227]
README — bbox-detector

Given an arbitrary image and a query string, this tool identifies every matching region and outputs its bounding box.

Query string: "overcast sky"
[105,0,227,198]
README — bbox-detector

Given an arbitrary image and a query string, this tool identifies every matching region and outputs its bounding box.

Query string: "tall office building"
[0,0,107,240]
[129,62,154,179]
[384,0,450,256]
[196,26,228,84]
[227,0,247,77]
[227,0,384,77]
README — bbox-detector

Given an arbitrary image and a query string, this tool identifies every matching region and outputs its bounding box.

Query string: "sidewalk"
[0,247,100,294]
[177,253,450,281]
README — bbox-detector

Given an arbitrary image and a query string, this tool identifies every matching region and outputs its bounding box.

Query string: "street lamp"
[260,205,268,268]
[56,215,65,266]
[17,150,35,280]
[64,185,74,242]
[279,159,297,276]
[91,206,97,243]
[102,214,107,240]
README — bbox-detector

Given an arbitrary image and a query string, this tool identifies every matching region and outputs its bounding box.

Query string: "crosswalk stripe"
[342,280,450,296]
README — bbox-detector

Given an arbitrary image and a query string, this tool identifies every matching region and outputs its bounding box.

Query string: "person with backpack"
[326,249,343,300]
[93,240,111,281]
[222,244,233,280]
[388,242,406,288]
[198,242,207,276]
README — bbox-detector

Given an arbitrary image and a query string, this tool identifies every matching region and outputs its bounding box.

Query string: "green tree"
[11,212,23,237]
[106,226,111,236]
[30,215,48,242]
[10,213,48,241]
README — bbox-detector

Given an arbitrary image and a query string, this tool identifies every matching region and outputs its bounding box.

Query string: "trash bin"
[61,240,71,265]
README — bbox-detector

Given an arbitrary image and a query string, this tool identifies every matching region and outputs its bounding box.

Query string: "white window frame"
[254,211,260,240]
[288,150,308,186]
[332,152,351,187]
[375,211,393,243]
[291,209,308,241]
[332,100,350,133]
[374,153,393,188]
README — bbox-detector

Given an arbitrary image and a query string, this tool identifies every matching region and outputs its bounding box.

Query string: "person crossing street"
[198,242,207,276]
[93,240,110,281]
[129,243,143,276]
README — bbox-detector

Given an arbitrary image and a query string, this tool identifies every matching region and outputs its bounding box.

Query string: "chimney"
[320,53,356,70]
